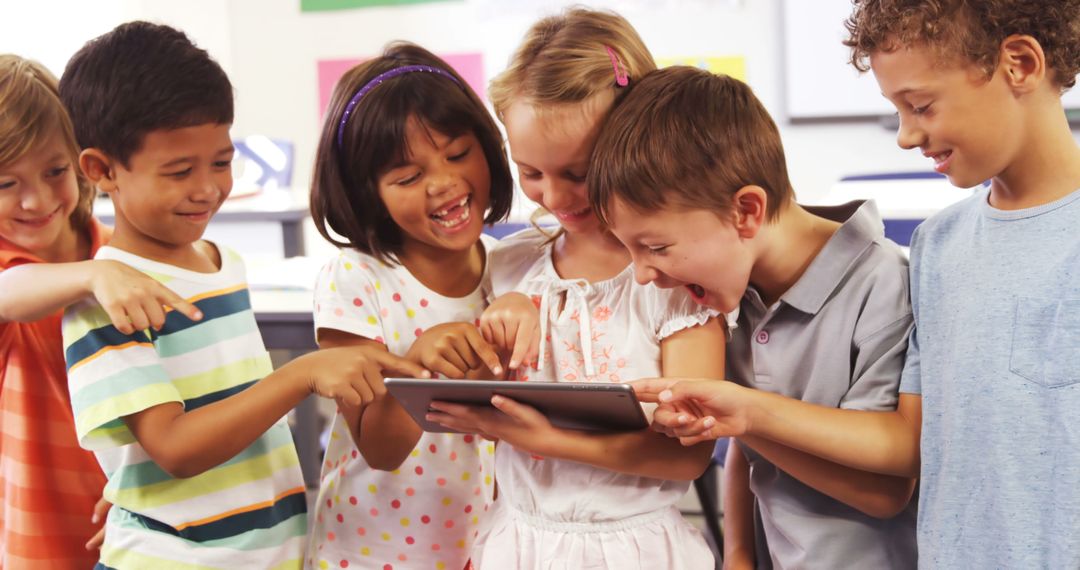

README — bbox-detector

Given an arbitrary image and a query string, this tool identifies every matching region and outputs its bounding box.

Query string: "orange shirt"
[0,219,110,569]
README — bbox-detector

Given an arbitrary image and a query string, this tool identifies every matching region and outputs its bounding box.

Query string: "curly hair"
[845,0,1080,90]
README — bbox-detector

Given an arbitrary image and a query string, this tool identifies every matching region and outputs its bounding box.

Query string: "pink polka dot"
[420,299,429,308]
[414,328,423,337]
[405,487,415,496]
[334,308,344,317]
[383,565,393,570]
[463,435,475,443]
[474,487,482,496]
[392,293,402,302]
[326,499,333,508]
[357,527,366,536]
[391,499,401,509]
[398,554,407,562]
[444,520,455,529]
[421,515,431,524]
[449,451,457,461]
[380,308,390,317]
[340,561,349,568]
[327,531,336,541]
[364,285,374,295]
[405,536,415,545]
[375,336,385,344]
[336,513,344,523]
[436,477,447,487]
[370,508,379,517]
[465,505,473,513]
[351,450,358,459]
[352,298,363,307]
[349,496,358,506]
[415,466,424,475]
[431,544,441,551]
[474,318,481,327]
[429,444,437,453]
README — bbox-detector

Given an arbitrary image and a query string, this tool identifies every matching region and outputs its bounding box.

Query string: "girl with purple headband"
[424,8,732,569]
[305,42,515,570]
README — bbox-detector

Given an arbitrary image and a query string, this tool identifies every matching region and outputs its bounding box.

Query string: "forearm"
[348,397,423,471]
[739,434,916,518]
[744,389,921,477]
[538,428,712,480]
[128,368,309,478]
[0,262,93,322]
[722,442,756,568]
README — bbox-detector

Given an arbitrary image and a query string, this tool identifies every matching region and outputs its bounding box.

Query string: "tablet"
[384,378,649,434]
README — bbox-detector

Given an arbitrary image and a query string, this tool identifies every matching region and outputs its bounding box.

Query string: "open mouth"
[686,283,706,300]
[926,150,953,173]
[553,207,591,222]
[430,194,472,228]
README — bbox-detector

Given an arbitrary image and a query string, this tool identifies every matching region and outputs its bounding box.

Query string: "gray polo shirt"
[727,200,917,569]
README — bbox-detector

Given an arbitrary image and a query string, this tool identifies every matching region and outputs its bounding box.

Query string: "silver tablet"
[384,378,649,434]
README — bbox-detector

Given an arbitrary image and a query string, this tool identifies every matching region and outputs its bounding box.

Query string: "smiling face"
[502,94,612,236]
[607,198,754,313]
[0,133,81,261]
[376,116,491,259]
[97,122,234,258]
[871,43,1023,189]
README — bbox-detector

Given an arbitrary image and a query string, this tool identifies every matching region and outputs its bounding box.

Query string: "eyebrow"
[158,146,235,169]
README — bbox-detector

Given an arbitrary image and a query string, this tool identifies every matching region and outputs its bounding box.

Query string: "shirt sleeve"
[646,285,724,342]
[898,224,925,395]
[62,301,182,450]
[840,256,914,411]
[312,252,385,341]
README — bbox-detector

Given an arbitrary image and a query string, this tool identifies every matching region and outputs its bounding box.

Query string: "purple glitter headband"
[335,64,463,149]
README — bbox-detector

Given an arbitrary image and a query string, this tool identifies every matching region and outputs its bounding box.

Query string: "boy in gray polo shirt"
[588,66,917,569]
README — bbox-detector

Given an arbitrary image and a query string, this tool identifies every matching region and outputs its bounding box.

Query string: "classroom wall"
[0,0,970,260]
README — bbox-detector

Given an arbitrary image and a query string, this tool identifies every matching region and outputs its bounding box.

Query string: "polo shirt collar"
[773,199,883,315]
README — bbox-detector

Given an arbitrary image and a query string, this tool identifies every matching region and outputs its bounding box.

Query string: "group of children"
[0,1,1077,569]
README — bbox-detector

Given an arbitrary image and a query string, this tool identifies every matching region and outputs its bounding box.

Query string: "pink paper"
[317,52,485,117]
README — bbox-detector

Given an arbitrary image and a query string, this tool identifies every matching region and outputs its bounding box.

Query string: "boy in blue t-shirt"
[634,2,1080,568]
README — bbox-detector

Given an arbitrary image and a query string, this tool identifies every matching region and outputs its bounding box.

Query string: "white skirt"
[471,502,715,570]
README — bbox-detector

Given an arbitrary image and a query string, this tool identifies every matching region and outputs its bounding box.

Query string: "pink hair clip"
[605,46,629,87]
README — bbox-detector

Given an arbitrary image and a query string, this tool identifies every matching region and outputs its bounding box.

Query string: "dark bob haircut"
[310,42,514,264]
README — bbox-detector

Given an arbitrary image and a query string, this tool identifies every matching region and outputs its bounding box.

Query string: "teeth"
[432,195,469,218]
[433,204,471,227]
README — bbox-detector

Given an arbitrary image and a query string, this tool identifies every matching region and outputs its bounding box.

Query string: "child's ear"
[731,185,768,239]
[998,34,1046,94]
[79,149,117,194]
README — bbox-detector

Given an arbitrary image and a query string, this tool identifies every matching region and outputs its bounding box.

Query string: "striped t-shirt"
[62,244,307,570]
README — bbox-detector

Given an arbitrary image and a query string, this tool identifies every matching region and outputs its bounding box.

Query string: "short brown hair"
[310,42,513,264]
[489,7,656,119]
[59,21,234,168]
[845,0,1080,90]
[0,54,93,231]
[589,66,793,224]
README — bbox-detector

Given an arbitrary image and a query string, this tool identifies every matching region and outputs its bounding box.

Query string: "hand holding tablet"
[384,378,649,434]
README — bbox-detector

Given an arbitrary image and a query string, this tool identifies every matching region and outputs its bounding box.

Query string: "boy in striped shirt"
[58,22,426,569]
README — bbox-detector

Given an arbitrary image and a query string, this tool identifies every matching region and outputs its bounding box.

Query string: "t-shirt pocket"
[1009,297,1080,388]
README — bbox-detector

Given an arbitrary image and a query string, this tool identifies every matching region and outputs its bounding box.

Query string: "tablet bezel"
[384,378,649,434]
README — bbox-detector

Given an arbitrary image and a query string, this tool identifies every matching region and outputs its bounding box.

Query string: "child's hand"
[407,322,503,379]
[426,395,557,450]
[479,292,540,371]
[85,496,111,550]
[633,378,751,445]
[292,345,430,408]
[89,259,203,334]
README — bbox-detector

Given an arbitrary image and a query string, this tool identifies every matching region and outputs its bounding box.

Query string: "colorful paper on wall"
[301,0,456,12]
[317,52,485,117]
[657,56,747,82]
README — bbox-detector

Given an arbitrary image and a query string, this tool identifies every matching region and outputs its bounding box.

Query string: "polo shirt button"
[756,330,770,344]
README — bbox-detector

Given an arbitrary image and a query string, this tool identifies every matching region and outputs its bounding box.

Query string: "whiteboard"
[782,0,1080,119]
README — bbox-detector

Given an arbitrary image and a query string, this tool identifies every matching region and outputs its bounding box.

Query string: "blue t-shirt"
[901,187,1080,568]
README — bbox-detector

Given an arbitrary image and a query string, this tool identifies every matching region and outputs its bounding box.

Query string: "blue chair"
[694,438,728,563]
